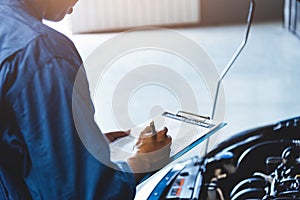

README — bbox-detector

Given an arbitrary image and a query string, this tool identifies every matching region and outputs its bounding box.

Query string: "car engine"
[148,116,300,200]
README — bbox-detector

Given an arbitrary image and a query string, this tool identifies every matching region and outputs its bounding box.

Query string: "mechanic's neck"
[27,0,48,20]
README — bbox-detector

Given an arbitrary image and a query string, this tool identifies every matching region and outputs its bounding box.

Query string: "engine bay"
[148,116,300,199]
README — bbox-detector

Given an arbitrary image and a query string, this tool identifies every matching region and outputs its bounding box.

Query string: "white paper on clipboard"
[109,111,226,162]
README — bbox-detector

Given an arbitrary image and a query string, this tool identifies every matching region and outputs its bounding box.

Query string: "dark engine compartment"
[148,116,300,200]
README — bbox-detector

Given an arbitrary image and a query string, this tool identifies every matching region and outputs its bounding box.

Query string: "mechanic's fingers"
[157,127,169,142]
[135,126,151,146]
[140,125,151,137]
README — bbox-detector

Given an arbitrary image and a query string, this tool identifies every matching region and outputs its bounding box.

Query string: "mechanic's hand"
[134,126,171,153]
[127,125,172,183]
[104,130,130,143]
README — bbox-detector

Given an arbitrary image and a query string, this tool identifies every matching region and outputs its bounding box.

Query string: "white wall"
[70,0,200,33]
[70,0,283,33]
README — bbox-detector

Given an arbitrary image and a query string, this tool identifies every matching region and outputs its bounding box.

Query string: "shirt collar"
[0,0,44,21]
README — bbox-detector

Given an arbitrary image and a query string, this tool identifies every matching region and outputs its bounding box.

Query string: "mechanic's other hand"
[104,130,130,143]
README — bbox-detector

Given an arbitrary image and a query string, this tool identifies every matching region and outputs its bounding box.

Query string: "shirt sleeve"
[4,53,136,199]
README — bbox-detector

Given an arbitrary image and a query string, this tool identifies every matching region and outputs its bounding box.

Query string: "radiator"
[70,0,200,33]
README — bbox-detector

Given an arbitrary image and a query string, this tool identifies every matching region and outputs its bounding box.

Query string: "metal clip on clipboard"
[162,111,212,129]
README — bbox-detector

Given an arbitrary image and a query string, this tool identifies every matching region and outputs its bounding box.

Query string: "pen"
[150,121,156,135]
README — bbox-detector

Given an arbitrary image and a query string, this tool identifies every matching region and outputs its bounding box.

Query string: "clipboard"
[109,111,226,162]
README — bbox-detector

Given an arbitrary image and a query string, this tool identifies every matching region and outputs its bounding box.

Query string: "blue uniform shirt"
[0,0,136,199]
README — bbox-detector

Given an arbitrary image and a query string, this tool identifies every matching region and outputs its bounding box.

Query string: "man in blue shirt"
[0,0,172,199]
